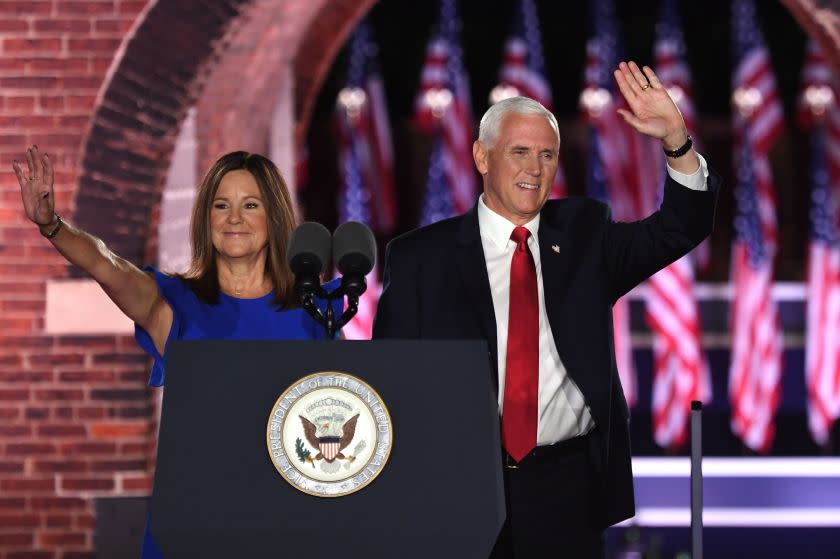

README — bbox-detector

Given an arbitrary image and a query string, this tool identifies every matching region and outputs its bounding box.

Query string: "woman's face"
[210,169,269,261]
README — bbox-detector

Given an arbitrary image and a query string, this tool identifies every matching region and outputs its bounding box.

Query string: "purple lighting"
[628,457,840,527]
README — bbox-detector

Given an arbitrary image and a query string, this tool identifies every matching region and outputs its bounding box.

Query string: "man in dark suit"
[372,61,719,557]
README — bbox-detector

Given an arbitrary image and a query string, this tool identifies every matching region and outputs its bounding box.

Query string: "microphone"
[286,221,376,339]
[332,221,376,298]
[287,222,331,295]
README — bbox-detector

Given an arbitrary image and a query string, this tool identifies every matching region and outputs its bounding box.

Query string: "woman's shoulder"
[145,266,180,285]
[143,266,197,307]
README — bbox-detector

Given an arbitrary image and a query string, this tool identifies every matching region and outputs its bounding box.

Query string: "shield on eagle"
[299,413,360,463]
[319,437,341,461]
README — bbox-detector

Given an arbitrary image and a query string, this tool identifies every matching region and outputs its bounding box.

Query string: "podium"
[150,340,505,558]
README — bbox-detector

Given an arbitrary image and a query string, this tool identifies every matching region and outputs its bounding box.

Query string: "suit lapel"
[455,206,499,392]
[538,205,572,320]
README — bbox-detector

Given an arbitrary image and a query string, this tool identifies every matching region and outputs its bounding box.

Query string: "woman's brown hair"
[179,151,298,309]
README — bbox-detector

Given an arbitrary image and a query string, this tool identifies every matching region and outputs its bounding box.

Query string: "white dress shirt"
[477,155,709,445]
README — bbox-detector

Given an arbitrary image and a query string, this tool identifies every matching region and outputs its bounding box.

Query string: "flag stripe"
[728,0,785,454]
[801,39,840,444]
[415,0,477,216]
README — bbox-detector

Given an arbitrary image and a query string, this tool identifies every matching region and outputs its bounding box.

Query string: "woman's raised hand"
[13,145,56,228]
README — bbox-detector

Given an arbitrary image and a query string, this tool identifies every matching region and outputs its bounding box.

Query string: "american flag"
[799,40,840,446]
[580,0,641,406]
[732,0,785,153]
[336,20,397,233]
[798,40,840,221]
[582,0,660,221]
[414,0,476,215]
[419,137,456,226]
[647,0,710,449]
[729,0,784,453]
[653,0,698,142]
[494,0,566,198]
[335,20,393,340]
[654,0,711,271]
[797,40,837,132]
[648,255,710,449]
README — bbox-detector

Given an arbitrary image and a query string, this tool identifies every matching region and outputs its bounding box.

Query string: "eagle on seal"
[299,413,359,463]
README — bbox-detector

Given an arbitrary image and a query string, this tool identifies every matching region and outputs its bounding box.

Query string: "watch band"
[663,135,693,158]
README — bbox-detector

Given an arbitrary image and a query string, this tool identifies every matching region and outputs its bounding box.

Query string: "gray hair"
[478,96,559,148]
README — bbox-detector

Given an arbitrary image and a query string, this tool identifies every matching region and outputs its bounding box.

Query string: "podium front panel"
[151,340,504,558]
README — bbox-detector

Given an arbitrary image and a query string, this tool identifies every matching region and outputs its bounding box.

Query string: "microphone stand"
[299,279,364,339]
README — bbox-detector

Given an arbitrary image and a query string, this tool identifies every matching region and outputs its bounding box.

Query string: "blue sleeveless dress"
[134,267,343,558]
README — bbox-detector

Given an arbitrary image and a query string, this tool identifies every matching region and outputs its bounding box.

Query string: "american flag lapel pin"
[552,244,560,253]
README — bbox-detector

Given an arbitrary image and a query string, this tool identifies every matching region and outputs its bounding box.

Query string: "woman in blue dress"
[14,145,341,558]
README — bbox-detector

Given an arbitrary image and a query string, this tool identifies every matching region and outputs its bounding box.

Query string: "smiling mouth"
[517,182,539,191]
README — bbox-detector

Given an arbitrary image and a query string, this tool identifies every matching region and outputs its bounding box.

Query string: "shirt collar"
[477,193,540,249]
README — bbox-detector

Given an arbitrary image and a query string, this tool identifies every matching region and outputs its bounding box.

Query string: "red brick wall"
[0,3,153,557]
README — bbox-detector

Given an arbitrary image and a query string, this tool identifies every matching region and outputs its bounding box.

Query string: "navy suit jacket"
[372,171,720,527]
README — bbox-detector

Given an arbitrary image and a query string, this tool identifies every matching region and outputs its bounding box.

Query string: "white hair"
[478,96,559,148]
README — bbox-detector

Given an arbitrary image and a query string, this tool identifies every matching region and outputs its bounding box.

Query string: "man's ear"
[473,140,488,175]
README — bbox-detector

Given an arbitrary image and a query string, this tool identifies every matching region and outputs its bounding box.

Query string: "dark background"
[304,0,810,282]
[302,0,839,457]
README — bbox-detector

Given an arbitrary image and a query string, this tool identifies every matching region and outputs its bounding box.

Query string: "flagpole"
[690,400,703,559]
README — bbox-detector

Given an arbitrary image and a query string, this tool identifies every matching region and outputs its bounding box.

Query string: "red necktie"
[502,226,539,462]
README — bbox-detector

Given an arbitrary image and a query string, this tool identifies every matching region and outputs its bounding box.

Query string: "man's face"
[473,112,560,225]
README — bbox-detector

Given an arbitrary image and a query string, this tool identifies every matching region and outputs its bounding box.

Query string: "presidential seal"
[266,372,392,497]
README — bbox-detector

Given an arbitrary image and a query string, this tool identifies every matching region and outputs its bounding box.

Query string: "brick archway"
[75,0,376,263]
[71,0,245,262]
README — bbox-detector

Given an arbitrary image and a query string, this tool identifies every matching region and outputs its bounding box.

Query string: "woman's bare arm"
[13,145,172,353]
